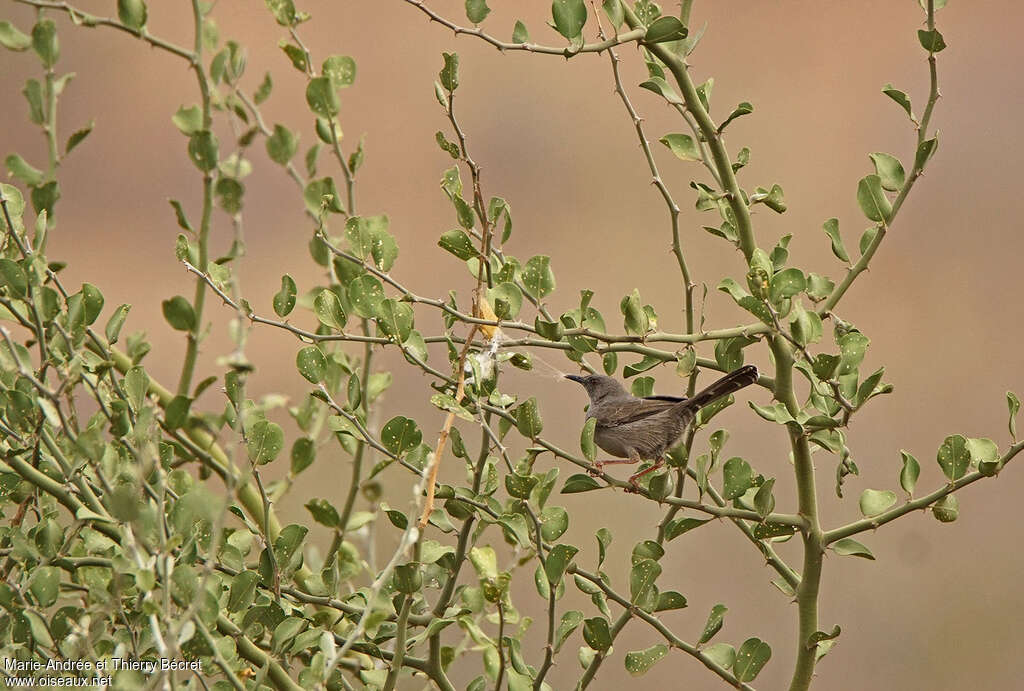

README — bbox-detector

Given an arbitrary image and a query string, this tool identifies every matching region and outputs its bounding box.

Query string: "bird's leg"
[627,457,665,491]
[589,450,642,477]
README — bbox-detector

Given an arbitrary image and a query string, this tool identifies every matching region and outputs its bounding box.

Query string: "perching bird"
[565,365,759,487]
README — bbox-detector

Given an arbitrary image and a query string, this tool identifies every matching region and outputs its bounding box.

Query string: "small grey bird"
[565,365,759,487]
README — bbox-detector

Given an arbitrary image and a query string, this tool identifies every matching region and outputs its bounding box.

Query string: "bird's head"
[564,373,628,403]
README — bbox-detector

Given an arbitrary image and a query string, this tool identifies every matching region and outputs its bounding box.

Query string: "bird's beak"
[564,374,585,383]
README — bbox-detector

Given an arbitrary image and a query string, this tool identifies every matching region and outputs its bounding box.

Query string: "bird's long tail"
[686,365,759,409]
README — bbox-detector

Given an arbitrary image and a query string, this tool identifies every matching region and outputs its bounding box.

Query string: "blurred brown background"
[3,0,1023,688]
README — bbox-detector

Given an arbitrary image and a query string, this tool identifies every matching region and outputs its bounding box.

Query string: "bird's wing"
[595,398,680,427]
[643,394,688,403]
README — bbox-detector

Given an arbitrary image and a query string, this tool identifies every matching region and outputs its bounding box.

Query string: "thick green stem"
[624,6,756,260]
[339,327,374,542]
[771,338,824,691]
[177,0,214,396]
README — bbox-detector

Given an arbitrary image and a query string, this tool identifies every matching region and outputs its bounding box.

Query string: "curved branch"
[403,0,645,57]
[825,439,1024,545]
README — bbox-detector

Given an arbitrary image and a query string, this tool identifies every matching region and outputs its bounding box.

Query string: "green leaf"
[869,152,906,191]
[699,603,727,644]
[22,80,44,125]
[322,55,356,88]
[345,215,396,270]
[561,473,602,494]
[430,393,474,421]
[266,0,297,26]
[752,184,786,213]
[514,397,544,438]
[831,537,875,560]
[539,506,569,541]
[838,332,869,375]
[4,154,43,186]
[936,434,970,481]
[856,174,892,223]
[273,274,297,317]
[466,0,490,23]
[32,19,59,67]
[381,416,422,456]
[0,259,28,298]
[266,124,298,164]
[118,0,148,30]
[305,498,341,528]
[254,72,273,104]
[545,544,579,585]
[601,0,624,27]
[512,20,530,44]
[639,76,683,104]
[644,16,686,43]
[862,226,879,255]
[439,229,477,260]
[313,289,346,329]
[30,180,60,217]
[24,610,54,648]
[899,450,920,496]
[552,0,587,39]
[620,289,649,335]
[393,563,422,594]
[734,638,772,682]
[248,420,284,464]
[162,296,196,331]
[654,590,687,612]
[659,133,700,161]
[665,517,710,541]
[306,77,340,117]
[625,644,668,675]
[439,52,459,92]
[583,616,611,651]
[523,255,555,299]
[882,83,914,121]
[291,437,315,474]
[858,488,897,517]
[65,121,94,154]
[124,366,150,412]
[790,302,823,346]
[966,437,998,469]
[29,565,59,607]
[104,304,131,344]
[228,571,259,612]
[555,611,583,652]
[703,643,735,670]
[296,346,327,383]
[624,355,662,378]
[377,299,414,342]
[629,558,661,605]
[279,42,307,71]
[932,494,959,522]
[580,417,597,463]
[187,131,219,171]
[914,136,939,170]
[0,21,32,51]
[722,457,753,499]
[822,217,850,263]
[917,28,946,53]
[754,477,776,518]
[768,268,805,303]
[1008,392,1020,441]
[719,101,754,131]
[304,177,344,215]
[164,394,192,430]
